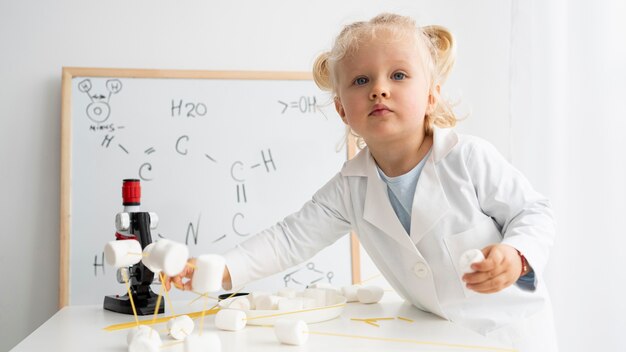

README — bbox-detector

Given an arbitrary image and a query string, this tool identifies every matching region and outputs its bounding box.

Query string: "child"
[166,13,558,351]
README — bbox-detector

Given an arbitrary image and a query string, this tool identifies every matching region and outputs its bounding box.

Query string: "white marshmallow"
[126,325,154,345]
[276,288,297,298]
[246,292,269,310]
[357,285,384,304]
[255,295,283,310]
[191,254,225,293]
[184,332,221,352]
[341,285,360,302]
[278,298,304,311]
[302,288,326,307]
[459,249,485,274]
[104,239,142,267]
[167,315,194,340]
[214,309,246,331]
[148,239,189,276]
[141,243,160,274]
[162,242,189,277]
[227,297,251,310]
[274,319,309,346]
[128,335,160,352]
[127,325,161,352]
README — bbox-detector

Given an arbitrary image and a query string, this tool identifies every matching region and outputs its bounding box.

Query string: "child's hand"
[462,244,522,294]
[163,258,196,291]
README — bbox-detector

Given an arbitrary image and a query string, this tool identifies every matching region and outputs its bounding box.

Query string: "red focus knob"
[122,179,141,205]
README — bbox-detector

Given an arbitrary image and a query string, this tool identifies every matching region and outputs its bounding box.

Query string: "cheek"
[339,94,361,114]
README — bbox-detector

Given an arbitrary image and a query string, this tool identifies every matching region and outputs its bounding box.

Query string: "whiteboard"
[60,68,354,305]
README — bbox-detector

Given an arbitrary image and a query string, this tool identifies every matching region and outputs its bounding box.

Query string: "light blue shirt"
[376,150,430,235]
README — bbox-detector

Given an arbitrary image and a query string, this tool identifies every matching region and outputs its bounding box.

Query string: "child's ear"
[334,96,348,124]
[427,84,441,113]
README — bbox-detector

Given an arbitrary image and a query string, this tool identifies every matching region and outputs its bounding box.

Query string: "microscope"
[103,179,165,315]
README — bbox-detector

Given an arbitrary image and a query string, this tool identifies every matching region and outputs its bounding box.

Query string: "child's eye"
[353,76,369,85]
[392,72,406,80]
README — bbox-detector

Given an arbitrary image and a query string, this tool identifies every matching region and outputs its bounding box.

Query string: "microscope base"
[103,289,165,315]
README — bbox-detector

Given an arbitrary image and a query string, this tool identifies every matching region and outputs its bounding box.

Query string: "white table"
[11,293,514,351]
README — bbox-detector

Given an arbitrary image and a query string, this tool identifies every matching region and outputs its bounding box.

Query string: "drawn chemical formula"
[81,78,341,290]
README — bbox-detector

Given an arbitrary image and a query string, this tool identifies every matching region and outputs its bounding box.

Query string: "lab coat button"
[413,262,428,278]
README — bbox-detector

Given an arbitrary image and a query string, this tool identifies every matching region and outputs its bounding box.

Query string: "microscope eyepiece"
[122,179,141,206]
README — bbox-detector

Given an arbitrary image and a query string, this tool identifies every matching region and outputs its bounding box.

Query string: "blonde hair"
[313,13,457,143]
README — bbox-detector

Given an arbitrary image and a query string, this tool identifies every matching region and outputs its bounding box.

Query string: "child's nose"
[369,85,389,100]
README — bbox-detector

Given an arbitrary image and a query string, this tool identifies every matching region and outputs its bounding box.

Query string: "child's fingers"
[170,275,185,290]
[161,258,197,292]
[467,274,513,293]
[471,246,504,272]
[163,276,171,291]
[466,271,516,293]
[463,265,507,285]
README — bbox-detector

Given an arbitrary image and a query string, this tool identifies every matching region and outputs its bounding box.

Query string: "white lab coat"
[224,127,558,350]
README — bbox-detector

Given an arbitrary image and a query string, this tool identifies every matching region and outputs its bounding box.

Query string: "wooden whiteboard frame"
[59,67,360,308]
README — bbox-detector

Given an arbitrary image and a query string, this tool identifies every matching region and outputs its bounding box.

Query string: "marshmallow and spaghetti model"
[103,179,168,315]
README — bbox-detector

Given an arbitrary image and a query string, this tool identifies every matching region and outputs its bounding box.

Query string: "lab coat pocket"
[443,217,503,297]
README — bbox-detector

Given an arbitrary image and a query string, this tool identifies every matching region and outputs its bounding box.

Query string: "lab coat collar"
[431,127,458,163]
[340,127,457,247]
[340,127,459,177]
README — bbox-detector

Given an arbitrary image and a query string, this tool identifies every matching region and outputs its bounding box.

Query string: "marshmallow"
[302,288,326,307]
[459,249,485,274]
[274,319,309,346]
[255,295,283,310]
[357,285,384,304]
[104,239,142,268]
[167,315,194,340]
[215,309,246,331]
[127,325,161,352]
[141,243,160,274]
[126,325,154,345]
[341,285,360,302]
[227,297,251,310]
[276,288,297,298]
[128,335,160,352]
[278,298,304,311]
[184,332,221,352]
[246,292,269,310]
[148,240,190,277]
[191,254,225,293]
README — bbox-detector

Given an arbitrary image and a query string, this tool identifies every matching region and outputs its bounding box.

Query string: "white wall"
[510,1,626,351]
[1,1,516,350]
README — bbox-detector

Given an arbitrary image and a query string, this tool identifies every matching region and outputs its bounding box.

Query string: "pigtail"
[422,25,456,84]
[421,25,458,134]
[312,52,333,92]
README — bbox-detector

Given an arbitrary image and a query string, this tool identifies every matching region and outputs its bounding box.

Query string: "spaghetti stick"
[187,291,218,306]
[160,272,175,315]
[306,331,517,352]
[350,317,394,321]
[256,325,517,352]
[103,307,220,331]
[121,270,140,326]
[199,296,208,335]
[151,278,164,325]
